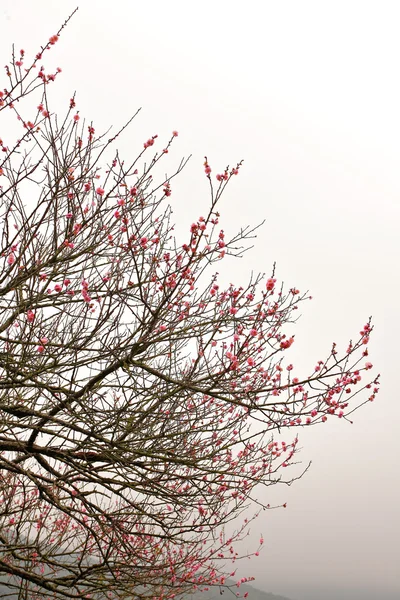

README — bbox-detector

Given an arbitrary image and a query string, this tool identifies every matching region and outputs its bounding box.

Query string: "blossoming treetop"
[0,12,379,600]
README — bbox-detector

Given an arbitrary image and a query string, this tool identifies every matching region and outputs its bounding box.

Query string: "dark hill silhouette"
[189,580,292,600]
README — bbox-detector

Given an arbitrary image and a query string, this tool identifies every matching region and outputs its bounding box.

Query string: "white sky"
[1,1,399,599]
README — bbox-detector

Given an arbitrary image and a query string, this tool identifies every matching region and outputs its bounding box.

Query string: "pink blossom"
[280,337,294,350]
[37,345,45,353]
[54,284,62,293]
[266,277,276,292]
[96,187,105,196]
[26,310,35,323]
[7,253,15,266]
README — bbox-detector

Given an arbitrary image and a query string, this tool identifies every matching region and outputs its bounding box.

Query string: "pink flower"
[26,310,35,323]
[247,357,255,367]
[172,130,178,137]
[280,337,294,349]
[266,277,276,292]
[63,278,71,286]
[37,345,45,353]
[7,253,15,266]
[96,187,105,196]
[365,362,373,370]
[54,284,62,293]
[40,337,48,345]
[250,328,257,337]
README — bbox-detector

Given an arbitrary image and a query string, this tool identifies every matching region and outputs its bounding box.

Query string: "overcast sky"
[1,1,399,599]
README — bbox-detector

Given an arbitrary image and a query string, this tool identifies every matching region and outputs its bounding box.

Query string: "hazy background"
[1,1,399,599]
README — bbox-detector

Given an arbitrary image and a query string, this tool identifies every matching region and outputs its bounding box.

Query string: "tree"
[0,14,379,600]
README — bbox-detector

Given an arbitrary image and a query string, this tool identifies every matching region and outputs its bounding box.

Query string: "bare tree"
[0,14,379,600]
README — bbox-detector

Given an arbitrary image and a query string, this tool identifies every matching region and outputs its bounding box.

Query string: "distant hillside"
[189,580,293,600]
